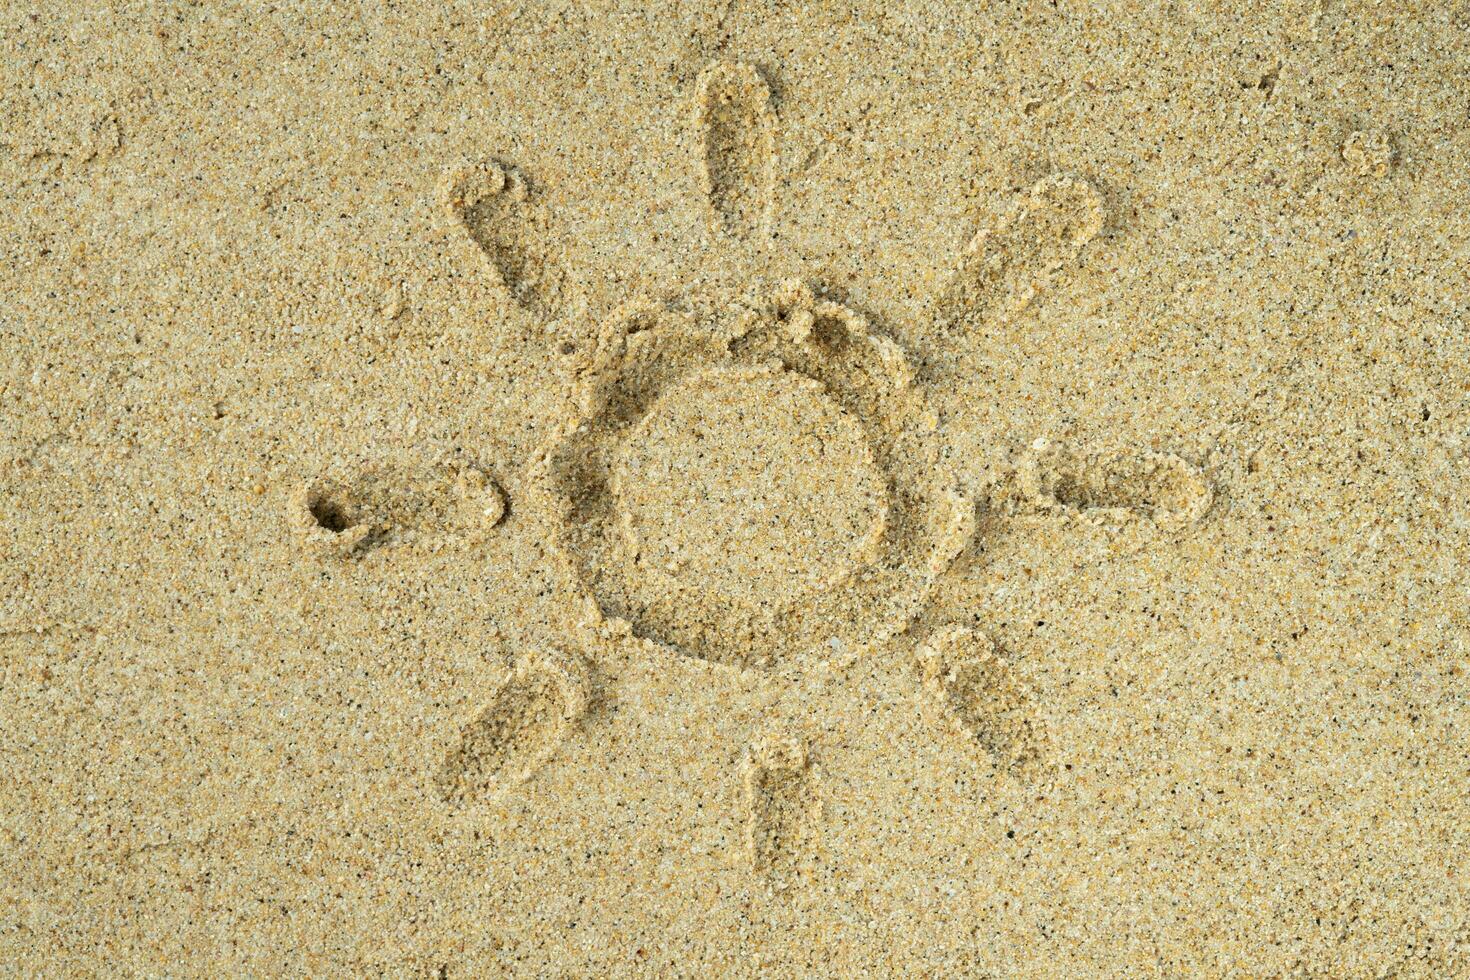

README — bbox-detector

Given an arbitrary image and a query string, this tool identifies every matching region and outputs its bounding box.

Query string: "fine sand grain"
[4,2,1469,975]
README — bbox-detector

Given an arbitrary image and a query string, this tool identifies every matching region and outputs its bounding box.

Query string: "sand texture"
[3,1,1470,975]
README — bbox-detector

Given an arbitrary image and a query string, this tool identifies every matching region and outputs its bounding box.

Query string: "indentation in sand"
[979,439,1214,565]
[939,173,1104,325]
[743,732,819,891]
[1018,439,1213,533]
[532,281,972,670]
[436,650,590,806]
[694,60,776,238]
[918,625,1042,773]
[296,461,506,557]
[443,159,567,317]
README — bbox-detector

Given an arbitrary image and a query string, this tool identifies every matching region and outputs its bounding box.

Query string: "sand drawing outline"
[693,59,777,238]
[917,625,1044,774]
[974,436,1217,566]
[529,279,974,674]
[436,648,592,807]
[742,731,821,893]
[295,459,507,559]
[442,158,570,318]
[353,60,1214,860]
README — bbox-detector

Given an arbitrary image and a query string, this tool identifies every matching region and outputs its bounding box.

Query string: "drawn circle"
[533,284,970,670]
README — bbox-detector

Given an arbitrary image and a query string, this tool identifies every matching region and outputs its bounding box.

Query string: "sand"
[3,1,1469,975]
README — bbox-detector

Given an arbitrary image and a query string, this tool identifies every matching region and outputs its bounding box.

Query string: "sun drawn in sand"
[303,60,1213,883]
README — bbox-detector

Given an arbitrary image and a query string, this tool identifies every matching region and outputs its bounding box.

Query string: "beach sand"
[3,1,1469,975]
